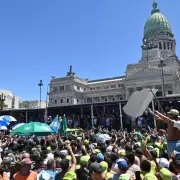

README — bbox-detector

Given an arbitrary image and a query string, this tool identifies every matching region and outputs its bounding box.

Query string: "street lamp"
[158,60,166,97]
[0,93,6,110]
[38,80,43,108]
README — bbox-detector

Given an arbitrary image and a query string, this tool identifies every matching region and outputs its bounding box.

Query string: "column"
[119,102,123,128]
[26,111,28,123]
[91,105,94,128]
[81,107,83,118]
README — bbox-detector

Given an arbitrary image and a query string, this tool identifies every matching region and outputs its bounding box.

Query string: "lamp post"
[0,93,6,111]
[158,60,166,97]
[38,80,43,108]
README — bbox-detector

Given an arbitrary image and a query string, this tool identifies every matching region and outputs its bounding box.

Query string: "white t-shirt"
[173,120,180,130]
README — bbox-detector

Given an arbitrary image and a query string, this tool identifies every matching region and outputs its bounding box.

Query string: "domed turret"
[143,1,173,40]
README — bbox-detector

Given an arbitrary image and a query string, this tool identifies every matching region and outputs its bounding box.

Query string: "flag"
[50,115,61,133]
[60,114,68,137]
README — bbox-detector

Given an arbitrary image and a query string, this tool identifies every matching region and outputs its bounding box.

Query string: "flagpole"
[45,84,49,123]
[152,99,156,128]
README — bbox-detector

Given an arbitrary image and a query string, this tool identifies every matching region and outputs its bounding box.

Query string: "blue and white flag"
[50,115,61,133]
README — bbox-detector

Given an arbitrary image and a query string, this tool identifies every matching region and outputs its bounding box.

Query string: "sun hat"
[167,109,180,116]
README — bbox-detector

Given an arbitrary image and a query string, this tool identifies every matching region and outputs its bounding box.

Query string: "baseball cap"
[160,168,172,180]
[93,149,101,154]
[150,134,157,140]
[21,158,32,165]
[159,158,169,168]
[119,174,131,180]
[118,159,128,170]
[80,155,90,165]
[100,161,108,173]
[63,171,77,180]
[84,139,89,145]
[149,150,157,158]
[89,162,104,174]
[96,153,104,162]
[118,149,126,157]
[66,155,72,161]
[135,148,143,155]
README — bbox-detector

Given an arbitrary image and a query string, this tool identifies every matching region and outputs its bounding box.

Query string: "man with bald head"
[21,153,30,160]
[37,159,56,180]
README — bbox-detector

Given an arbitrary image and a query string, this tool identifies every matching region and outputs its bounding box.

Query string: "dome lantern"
[151,0,160,14]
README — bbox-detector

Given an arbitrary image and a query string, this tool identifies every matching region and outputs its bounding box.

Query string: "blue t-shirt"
[37,170,56,180]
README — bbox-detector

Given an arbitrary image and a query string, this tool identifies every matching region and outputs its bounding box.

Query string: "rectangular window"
[77,86,80,90]
[59,86,64,91]
[167,42,170,49]
[60,99,63,103]
[159,42,162,49]
[111,85,116,88]
[53,87,58,92]
[163,41,166,49]
[77,99,79,103]
[67,99,69,103]
[55,100,57,104]
[65,85,70,90]
[168,91,172,95]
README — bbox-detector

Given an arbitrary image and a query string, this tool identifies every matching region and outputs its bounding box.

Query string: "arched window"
[171,43,173,50]
[159,42,162,49]
[167,42,170,49]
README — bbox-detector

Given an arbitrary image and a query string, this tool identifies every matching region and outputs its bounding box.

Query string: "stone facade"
[49,2,180,107]
[0,89,20,109]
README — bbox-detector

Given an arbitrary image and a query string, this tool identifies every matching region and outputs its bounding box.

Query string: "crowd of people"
[0,109,180,180]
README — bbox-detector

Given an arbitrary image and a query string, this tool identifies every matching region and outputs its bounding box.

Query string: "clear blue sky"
[0,0,179,101]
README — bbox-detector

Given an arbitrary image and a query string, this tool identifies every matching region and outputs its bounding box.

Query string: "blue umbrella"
[0,120,8,130]
[0,115,17,123]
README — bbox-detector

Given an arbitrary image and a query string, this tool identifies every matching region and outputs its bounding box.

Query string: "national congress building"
[49,1,180,107]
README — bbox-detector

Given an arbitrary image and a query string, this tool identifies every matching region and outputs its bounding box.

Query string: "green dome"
[144,1,172,39]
